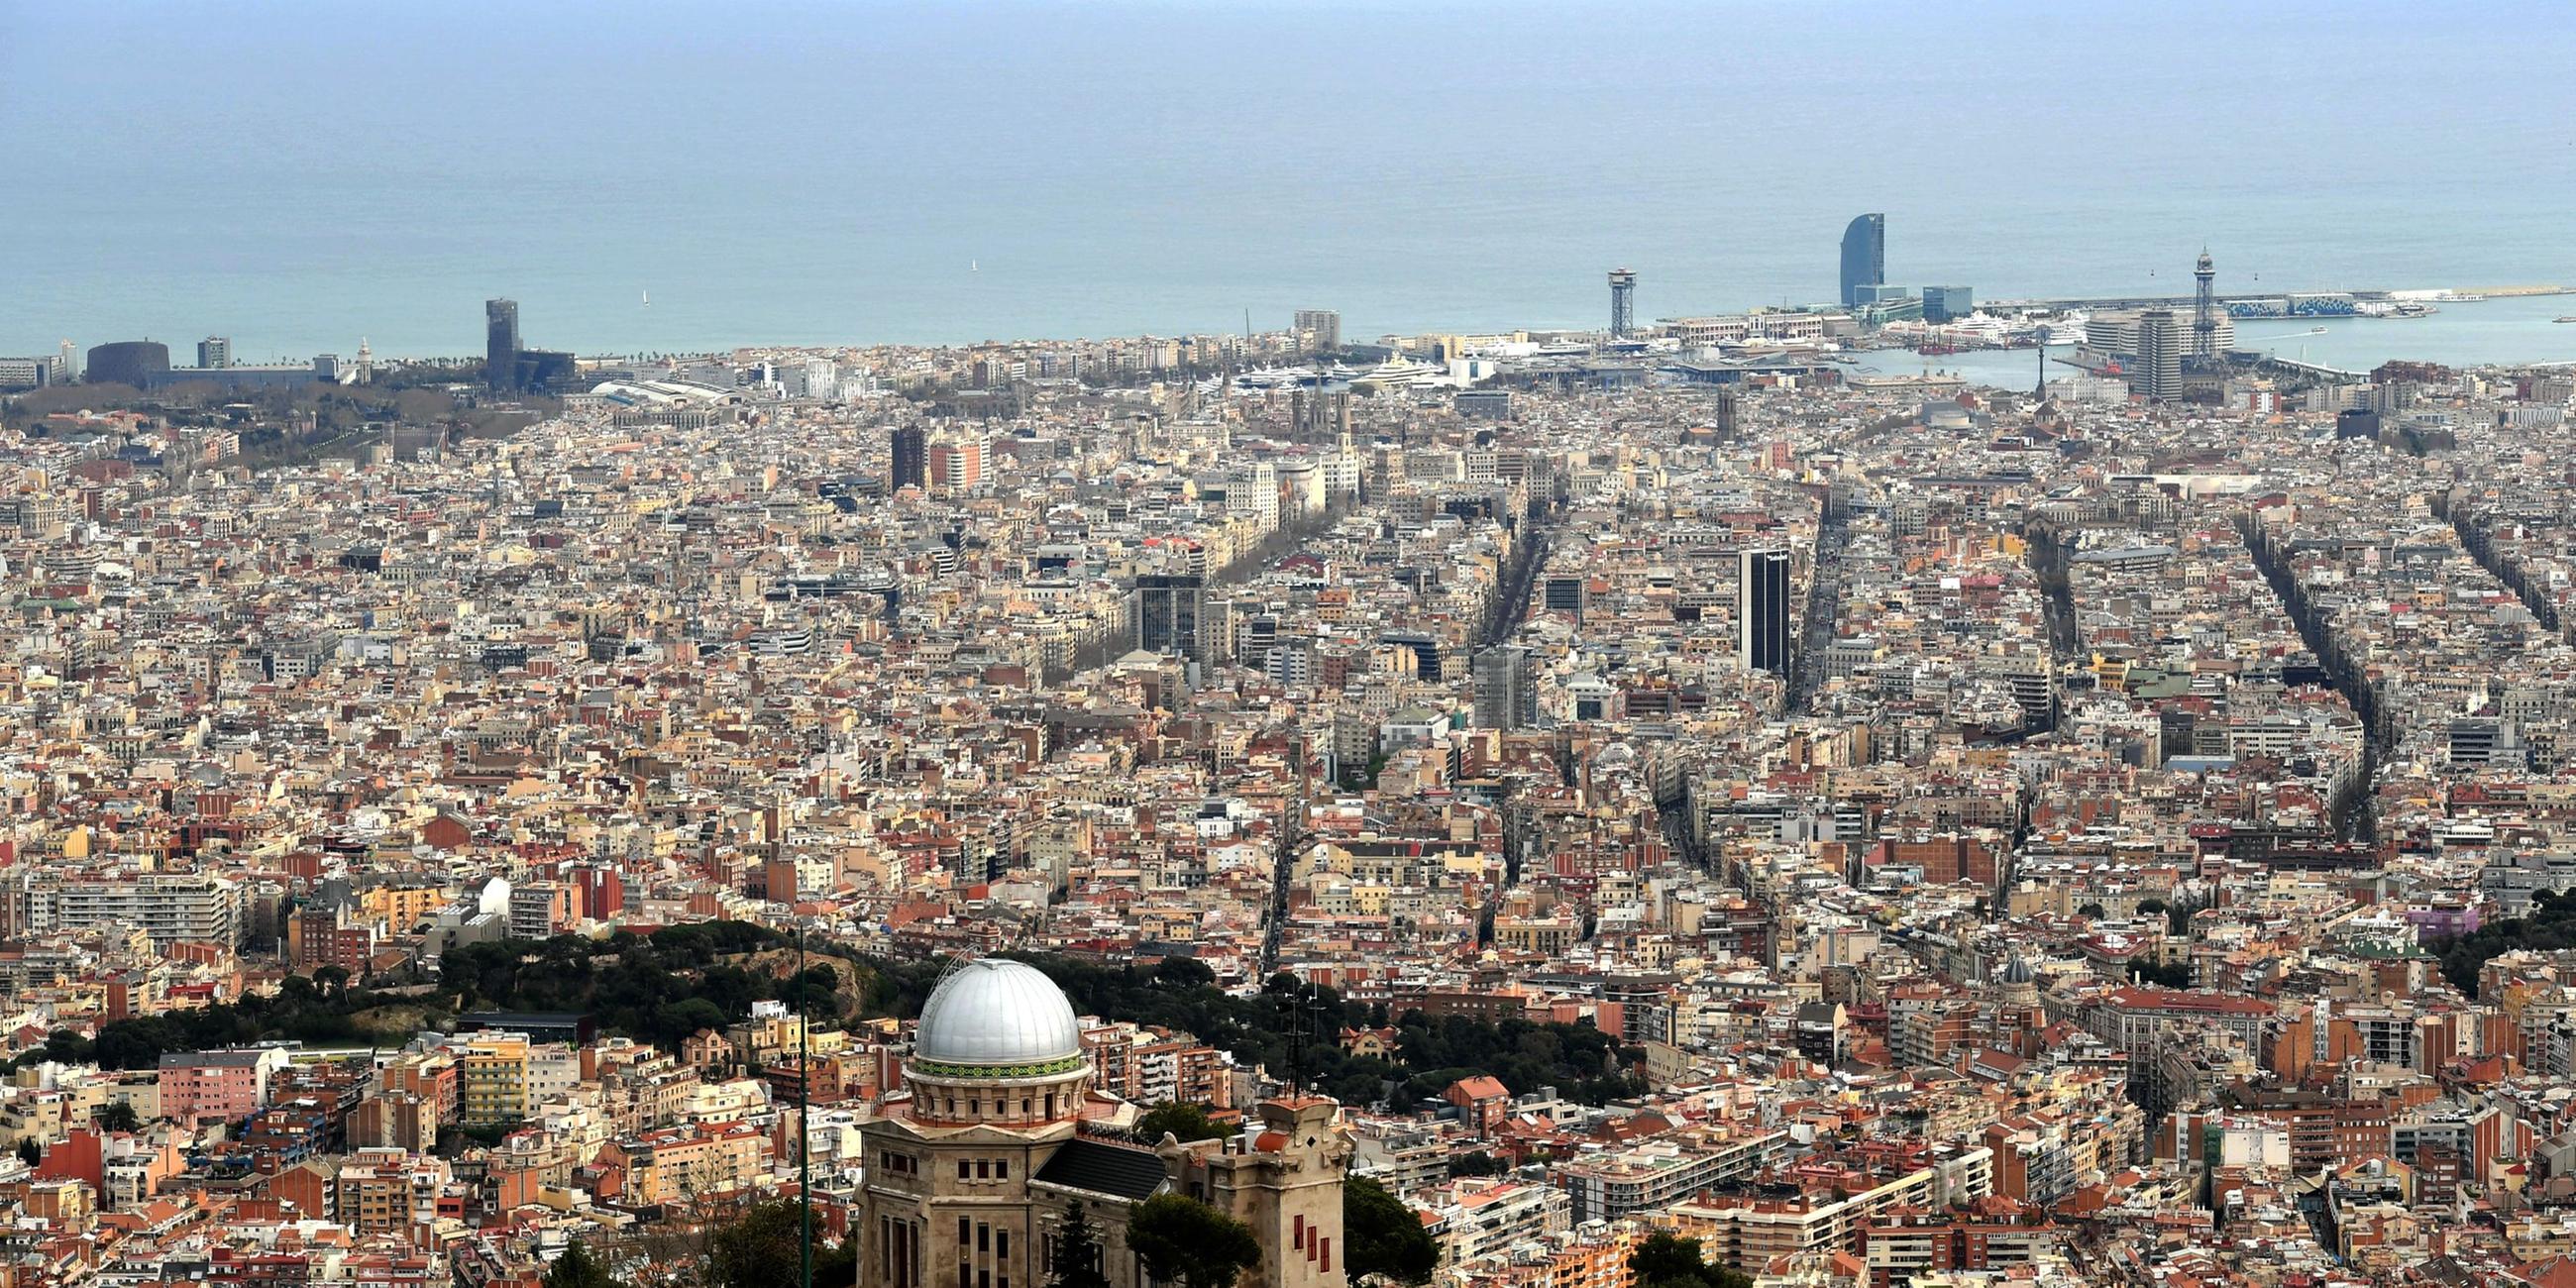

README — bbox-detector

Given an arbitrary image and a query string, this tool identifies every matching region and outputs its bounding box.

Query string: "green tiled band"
[912,1055,1085,1080]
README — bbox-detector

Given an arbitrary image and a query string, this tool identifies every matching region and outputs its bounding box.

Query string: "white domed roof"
[913,959,1084,1072]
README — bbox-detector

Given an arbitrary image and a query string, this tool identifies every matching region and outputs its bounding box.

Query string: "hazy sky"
[7,1,2574,356]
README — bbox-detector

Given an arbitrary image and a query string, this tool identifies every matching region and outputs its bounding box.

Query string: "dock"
[1985,284,2568,312]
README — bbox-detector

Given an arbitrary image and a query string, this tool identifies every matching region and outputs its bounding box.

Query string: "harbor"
[1851,288,2576,389]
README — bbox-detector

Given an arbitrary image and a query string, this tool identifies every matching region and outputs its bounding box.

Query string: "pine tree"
[1048,1202,1112,1288]
[543,1241,625,1288]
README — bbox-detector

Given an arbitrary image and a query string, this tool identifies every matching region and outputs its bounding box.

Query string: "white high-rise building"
[786,358,838,400]
[1227,462,1278,530]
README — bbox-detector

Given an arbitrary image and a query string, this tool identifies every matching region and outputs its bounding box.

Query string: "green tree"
[1448,1151,1502,1177]
[1136,1102,1227,1143]
[1629,1233,1750,1288]
[1127,1194,1261,1288]
[816,1235,859,1287]
[543,1241,625,1288]
[2166,897,2200,936]
[95,1102,142,1133]
[15,1139,41,1167]
[1342,1176,1438,1285]
[1631,1232,1698,1288]
[707,1199,805,1288]
[2076,903,2107,920]
[1155,956,1216,988]
[1047,1202,1113,1288]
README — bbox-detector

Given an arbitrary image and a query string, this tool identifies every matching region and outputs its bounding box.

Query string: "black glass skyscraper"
[1739,548,1791,676]
[1135,573,1206,659]
[485,298,520,390]
[1838,214,1884,308]
[891,424,928,491]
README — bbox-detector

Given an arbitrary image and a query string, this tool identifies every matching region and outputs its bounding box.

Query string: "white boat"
[1349,356,1443,389]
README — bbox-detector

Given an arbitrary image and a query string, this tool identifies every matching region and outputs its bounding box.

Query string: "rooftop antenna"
[1283,986,1304,1095]
[798,915,814,1288]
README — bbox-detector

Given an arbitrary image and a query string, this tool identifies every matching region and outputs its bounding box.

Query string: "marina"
[1852,290,2576,389]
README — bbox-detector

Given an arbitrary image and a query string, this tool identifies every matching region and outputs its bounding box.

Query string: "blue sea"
[5,0,2576,363]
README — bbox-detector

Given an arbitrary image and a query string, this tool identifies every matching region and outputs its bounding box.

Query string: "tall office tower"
[484,298,520,390]
[1608,268,1637,338]
[1839,213,1885,308]
[1135,573,1207,660]
[1473,645,1539,730]
[1738,547,1791,675]
[2192,249,2218,364]
[197,336,231,370]
[1293,308,1341,353]
[1921,285,1974,323]
[58,340,77,382]
[1291,387,1350,442]
[927,437,984,491]
[2135,309,2184,401]
[891,424,928,491]
[1713,384,1741,440]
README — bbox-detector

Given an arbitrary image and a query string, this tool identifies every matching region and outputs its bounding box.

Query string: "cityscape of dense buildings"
[3,216,2576,1288]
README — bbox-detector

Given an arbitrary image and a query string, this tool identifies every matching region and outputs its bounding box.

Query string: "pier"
[1985,283,2568,312]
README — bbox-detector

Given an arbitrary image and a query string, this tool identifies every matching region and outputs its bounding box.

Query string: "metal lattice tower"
[1608,268,1636,339]
[2193,249,2217,363]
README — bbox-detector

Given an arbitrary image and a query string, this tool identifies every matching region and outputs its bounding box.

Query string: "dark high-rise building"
[891,424,928,491]
[1135,573,1207,660]
[1713,384,1741,440]
[514,349,576,391]
[484,298,520,390]
[1543,574,1587,621]
[84,341,170,389]
[2134,309,2183,402]
[1608,268,1637,339]
[1738,547,1791,676]
[1839,214,1885,308]
[1473,646,1538,731]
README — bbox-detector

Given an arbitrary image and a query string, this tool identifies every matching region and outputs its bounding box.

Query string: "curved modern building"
[84,341,171,389]
[1839,213,1885,308]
